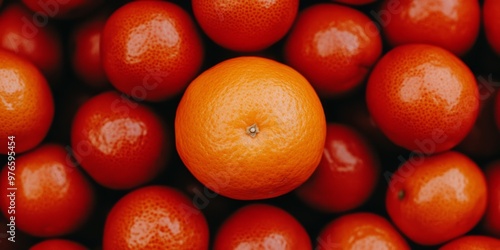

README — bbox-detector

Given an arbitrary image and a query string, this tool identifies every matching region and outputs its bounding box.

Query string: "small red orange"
[101,1,204,101]
[192,0,298,52]
[213,204,311,250]
[386,151,487,245]
[284,3,382,96]
[316,212,410,249]
[366,44,479,153]
[103,185,209,250]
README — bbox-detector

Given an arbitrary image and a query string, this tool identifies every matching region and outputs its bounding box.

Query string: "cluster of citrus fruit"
[1,0,500,249]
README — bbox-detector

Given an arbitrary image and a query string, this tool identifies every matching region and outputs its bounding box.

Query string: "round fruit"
[379,0,480,56]
[0,144,95,237]
[175,56,326,200]
[103,185,209,250]
[284,3,382,96]
[213,204,311,250]
[316,212,410,249]
[192,0,298,52]
[386,151,487,246]
[71,14,108,88]
[30,239,87,250]
[482,161,500,237]
[0,49,54,154]
[366,44,479,153]
[21,0,103,19]
[0,3,62,80]
[296,123,379,213]
[101,1,204,101]
[439,235,500,250]
[484,0,500,55]
[71,91,169,189]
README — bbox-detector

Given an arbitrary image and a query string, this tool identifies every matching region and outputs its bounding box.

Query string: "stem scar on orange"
[386,151,487,246]
[175,56,326,200]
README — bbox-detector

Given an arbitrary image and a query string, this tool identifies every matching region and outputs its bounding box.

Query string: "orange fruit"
[192,0,298,52]
[175,56,326,200]
[0,144,95,237]
[379,0,480,56]
[284,3,382,96]
[101,1,204,101]
[386,151,487,246]
[439,235,500,250]
[213,204,311,249]
[366,44,479,153]
[103,185,209,250]
[484,0,500,55]
[0,3,63,80]
[0,49,54,154]
[71,91,169,190]
[296,123,380,213]
[316,212,410,249]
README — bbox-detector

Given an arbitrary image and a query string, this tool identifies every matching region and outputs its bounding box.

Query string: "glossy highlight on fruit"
[0,49,54,154]
[284,3,382,96]
[379,0,480,56]
[101,1,204,101]
[71,91,169,189]
[0,144,95,237]
[366,44,479,153]
[386,151,487,246]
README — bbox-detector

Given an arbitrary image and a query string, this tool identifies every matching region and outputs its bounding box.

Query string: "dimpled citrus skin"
[316,213,410,250]
[0,144,95,237]
[284,3,382,96]
[175,56,326,200]
[30,239,88,250]
[0,49,54,154]
[192,0,298,52]
[386,151,487,246]
[101,1,203,101]
[484,0,500,55]
[103,186,209,250]
[380,0,480,56]
[71,91,168,189]
[213,204,312,250]
[0,4,63,80]
[439,235,500,250]
[366,44,479,153]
